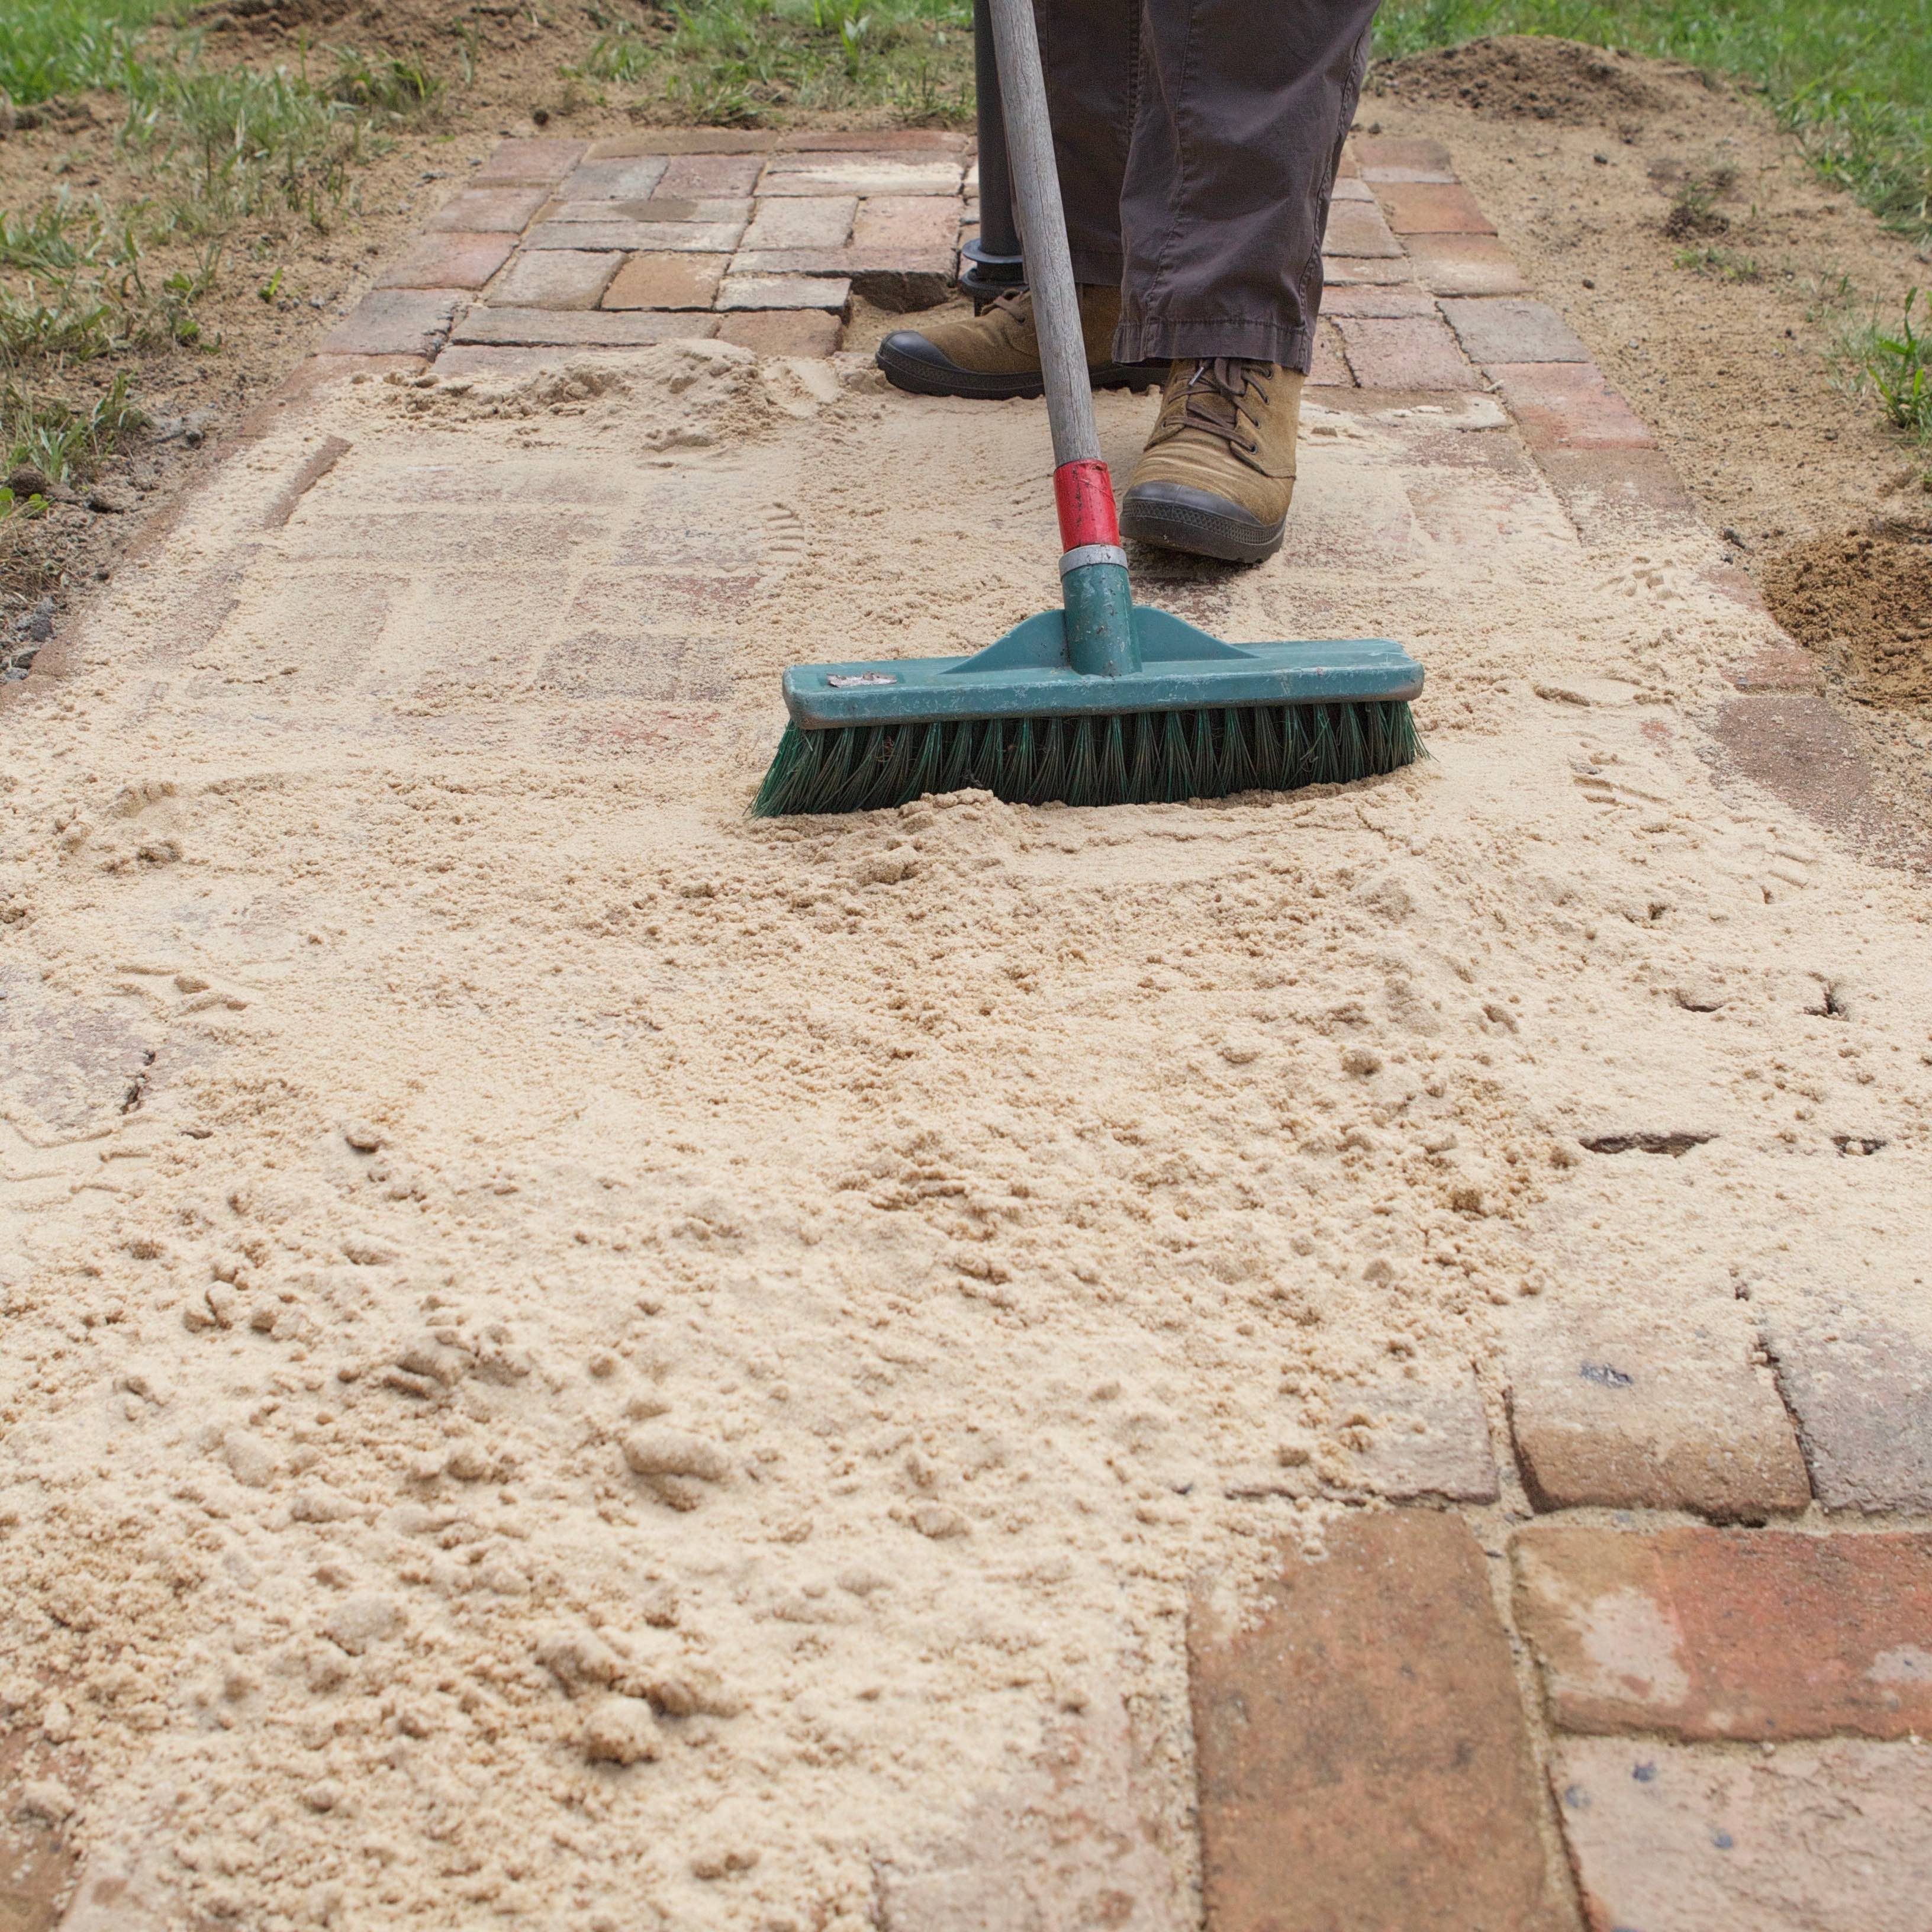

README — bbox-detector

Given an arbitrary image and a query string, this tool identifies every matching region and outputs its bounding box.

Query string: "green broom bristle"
[752,700,1422,818]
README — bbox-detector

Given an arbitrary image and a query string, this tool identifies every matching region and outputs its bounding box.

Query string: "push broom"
[751,0,1424,819]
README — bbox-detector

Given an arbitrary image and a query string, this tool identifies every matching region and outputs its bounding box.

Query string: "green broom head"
[753,594,1424,819]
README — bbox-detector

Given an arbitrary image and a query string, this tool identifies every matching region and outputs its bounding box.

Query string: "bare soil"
[1365,34,1932,832]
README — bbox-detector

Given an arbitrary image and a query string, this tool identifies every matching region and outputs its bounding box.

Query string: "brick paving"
[284,118,1926,1932]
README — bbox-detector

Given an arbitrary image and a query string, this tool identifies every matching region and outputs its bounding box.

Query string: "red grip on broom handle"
[1054,459,1120,552]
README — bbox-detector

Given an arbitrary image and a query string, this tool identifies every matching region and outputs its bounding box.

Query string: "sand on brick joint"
[1,128,1930,1932]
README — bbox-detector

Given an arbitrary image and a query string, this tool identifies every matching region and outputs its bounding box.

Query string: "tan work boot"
[875,284,1169,401]
[1119,358,1302,564]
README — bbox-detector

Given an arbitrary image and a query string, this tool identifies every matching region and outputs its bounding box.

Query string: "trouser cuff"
[1112,316,1313,375]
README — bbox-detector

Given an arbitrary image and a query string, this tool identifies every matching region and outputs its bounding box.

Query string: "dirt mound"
[190,0,357,34]
[1370,35,1666,125]
[1762,525,1932,704]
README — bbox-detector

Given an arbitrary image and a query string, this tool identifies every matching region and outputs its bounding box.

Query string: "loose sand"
[2,333,1929,1930]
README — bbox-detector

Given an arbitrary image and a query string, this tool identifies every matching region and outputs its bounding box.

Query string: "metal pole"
[958,0,1025,308]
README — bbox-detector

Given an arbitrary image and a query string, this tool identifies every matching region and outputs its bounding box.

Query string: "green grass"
[1838,288,1932,440]
[1373,1,1932,240]
[584,0,974,127]
[0,0,170,106]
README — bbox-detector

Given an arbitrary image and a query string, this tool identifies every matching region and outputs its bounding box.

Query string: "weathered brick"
[716,310,843,358]
[601,253,731,311]
[475,139,588,186]
[450,308,717,347]
[778,129,969,153]
[1330,175,1375,202]
[318,289,461,357]
[759,154,963,197]
[1402,233,1531,297]
[1354,136,1454,181]
[875,1678,1181,1930]
[559,154,670,201]
[1379,181,1496,234]
[1534,447,1701,544]
[1335,140,1361,177]
[487,249,620,310]
[1514,1527,1932,1741]
[1322,254,1417,287]
[1223,1368,1498,1504]
[1727,637,1820,693]
[741,196,857,250]
[717,274,851,314]
[1507,1312,1809,1521]
[1488,362,1653,449]
[1322,282,1441,317]
[1553,1737,1932,1932]
[376,231,516,292]
[526,220,746,254]
[1764,1311,1932,1512]
[1332,314,1477,389]
[852,195,962,253]
[1321,198,1405,259]
[1309,318,1354,387]
[1191,1512,1565,1932]
[425,186,549,234]
[545,198,749,226]
[657,153,766,199]
[729,249,951,311]
[435,344,711,379]
[1440,296,1590,365]
[1708,692,1898,854]
[588,131,778,157]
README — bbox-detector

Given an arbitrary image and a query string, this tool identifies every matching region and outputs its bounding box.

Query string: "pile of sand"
[1762,524,1932,704]
[1368,35,1670,126]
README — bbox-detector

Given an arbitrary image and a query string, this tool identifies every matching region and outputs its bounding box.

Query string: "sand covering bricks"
[2,342,1930,1929]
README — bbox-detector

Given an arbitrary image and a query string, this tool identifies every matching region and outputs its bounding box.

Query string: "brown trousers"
[1032,0,1382,371]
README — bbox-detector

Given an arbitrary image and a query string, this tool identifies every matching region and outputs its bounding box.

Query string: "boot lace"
[1169,357,1270,456]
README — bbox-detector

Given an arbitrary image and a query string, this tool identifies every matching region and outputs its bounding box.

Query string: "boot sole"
[875,341,1169,401]
[1119,488,1286,566]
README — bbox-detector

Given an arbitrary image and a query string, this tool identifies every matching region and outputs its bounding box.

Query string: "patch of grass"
[1859,288,1932,439]
[1675,243,1764,280]
[1661,165,1737,238]
[1,369,144,518]
[0,0,168,107]
[1373,1,1932,242]
[591,0,972,127]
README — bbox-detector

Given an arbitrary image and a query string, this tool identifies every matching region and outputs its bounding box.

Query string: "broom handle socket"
[986,0,1102,471]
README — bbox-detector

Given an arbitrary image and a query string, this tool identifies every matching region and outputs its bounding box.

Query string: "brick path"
[18,123,1929,1932]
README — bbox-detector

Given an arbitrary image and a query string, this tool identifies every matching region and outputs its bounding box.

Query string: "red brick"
[426,186,549,234]
[450,308,717,347]
[1514,1527,1932,1741]
[1192,1512,1563,1932]
[475,139,588,186]
[1335,140,1361,177]
[657,153,766,199]
[1765,1312,1932,1512]
[1506,1313,1809,1521]
[1489,362,1653,449]
[1321,198,1404,259]
[1354,136,1454,180]
[852,195,962,253]
[602,253,730,311]
[1554,1737,1932,1932]
[488,249,619,310]
[376,231,516,292]
[717,310,843,357]
[1332,314,1476,389]
[318,289,461,356]
[1440,296,1589,365]
[1329,175,1375,202]
[1379,181,1496,235]
[1402,233,1531,297]
[588,131,778,157]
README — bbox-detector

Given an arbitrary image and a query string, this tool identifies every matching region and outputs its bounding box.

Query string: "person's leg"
[875,0,1168,400]
[1114,0,1380,369]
